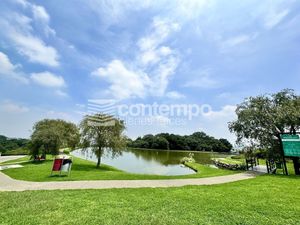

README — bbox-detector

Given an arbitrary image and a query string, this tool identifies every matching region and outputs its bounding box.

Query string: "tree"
[30,119,79,157]
[79,114,126,167]
[228,89,300,169]
[151,136,169,149]
[218,138,233,152]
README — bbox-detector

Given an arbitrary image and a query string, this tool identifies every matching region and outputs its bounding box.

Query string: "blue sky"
[0,0,300,143]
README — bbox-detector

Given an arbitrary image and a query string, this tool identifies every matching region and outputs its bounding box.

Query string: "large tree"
[30,119,80,157]
[79,114,126,167]
[228,89,300,162]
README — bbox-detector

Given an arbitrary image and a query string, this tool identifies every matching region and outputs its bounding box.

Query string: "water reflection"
[71,148,227,176]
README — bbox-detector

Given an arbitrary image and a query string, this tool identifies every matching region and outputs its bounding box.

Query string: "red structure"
[51,156,72,176]
[52,159,63,171]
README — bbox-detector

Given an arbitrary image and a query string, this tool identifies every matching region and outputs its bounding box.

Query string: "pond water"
[71,148,228,176]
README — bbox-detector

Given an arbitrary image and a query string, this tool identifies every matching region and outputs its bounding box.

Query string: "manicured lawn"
[217,157,245,165]
[1,155,236,181]
[0,175,299,225]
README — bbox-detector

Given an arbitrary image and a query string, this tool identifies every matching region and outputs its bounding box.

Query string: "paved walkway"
[0,172,257,192]
[0,155,25,163]
[0,155,257,192]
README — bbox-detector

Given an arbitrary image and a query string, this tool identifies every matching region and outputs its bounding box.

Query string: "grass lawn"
[216,157,245,165]
[1,155,236,181]
[0,175,299,225]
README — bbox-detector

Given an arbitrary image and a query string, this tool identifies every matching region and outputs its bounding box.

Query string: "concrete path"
[0,171,257,192]
[0,155,25,163]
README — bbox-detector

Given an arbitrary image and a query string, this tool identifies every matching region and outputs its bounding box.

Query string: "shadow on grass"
[72,164,120,172]
[49,174,68,178]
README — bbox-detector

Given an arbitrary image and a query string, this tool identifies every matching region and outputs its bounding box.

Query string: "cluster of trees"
[128,132,233,152]
[0,135,29,154]
[29,114,126,168]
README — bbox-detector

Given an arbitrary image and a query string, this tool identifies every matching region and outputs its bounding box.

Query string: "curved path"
[0,155,258,192]
[0,171,257,192]
[0,155,25,163]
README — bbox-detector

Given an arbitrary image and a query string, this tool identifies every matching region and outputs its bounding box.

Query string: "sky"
[0,0,300,144]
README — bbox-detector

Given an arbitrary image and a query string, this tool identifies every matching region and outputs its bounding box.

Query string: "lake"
[71,148,228,176]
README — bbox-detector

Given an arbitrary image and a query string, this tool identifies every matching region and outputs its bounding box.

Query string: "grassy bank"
[1,155,236,181]
[0,175,299,225]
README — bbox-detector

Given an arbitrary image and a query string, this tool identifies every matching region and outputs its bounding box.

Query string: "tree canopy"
[79,114,126,167]
[228,89,300,159]
[128,132,232,152]
[30,119,79,157]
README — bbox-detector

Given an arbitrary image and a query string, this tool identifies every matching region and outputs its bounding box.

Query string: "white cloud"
[150,55,179,96]
[30,71,65,88]
[0,4,59,67]
[0,51,28,83]
[203,105,236,119]
[92,60,150,99]
[55,90,68,98]
[32,5,49,22]
[166,91,185,99]
[9,32,59,67]
[173,0,211,21]
[0,101,29,113]
[0,52,15,74]
[93,17,180,100]
[183,68,218,89]
[137,18,180,51]
[222,34,256,48]
[264,9,289,29]
[31,4,56,36]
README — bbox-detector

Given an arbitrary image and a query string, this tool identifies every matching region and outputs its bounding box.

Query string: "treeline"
[0,135,29,154]
[127,132,233,152]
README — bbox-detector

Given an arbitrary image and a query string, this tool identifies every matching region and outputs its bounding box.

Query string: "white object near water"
[0,164,23,171]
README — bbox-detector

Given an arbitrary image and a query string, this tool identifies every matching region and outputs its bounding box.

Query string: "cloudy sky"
[0,0,299,143]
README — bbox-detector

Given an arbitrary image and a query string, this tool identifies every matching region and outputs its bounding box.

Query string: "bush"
[213,159,246,170]
[180,153,195,164]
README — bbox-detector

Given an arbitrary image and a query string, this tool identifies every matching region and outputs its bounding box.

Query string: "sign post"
[280,134,300,175]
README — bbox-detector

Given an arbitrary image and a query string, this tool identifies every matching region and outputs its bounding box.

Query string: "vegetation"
[80,114,126,167]
[1,175,299,225]
[128,132,233,152]
[229,89,300,161]
[0,135,29,155]
[30,119,79,157]
[213,156,247,170]
[217,157,244,165]
[2,155,235,181]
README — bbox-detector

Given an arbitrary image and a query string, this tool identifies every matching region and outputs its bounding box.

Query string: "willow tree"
[79,114,126,167]
[229,89,300,172]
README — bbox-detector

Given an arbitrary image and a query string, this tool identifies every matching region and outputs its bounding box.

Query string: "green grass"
[217,157,245,165]
[1,148,29,155]
[0,175,299,225]
[2,155,236,181]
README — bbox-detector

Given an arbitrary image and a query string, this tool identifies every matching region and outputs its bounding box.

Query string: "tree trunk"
[96,147,102,168]
[292,157,300,175]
